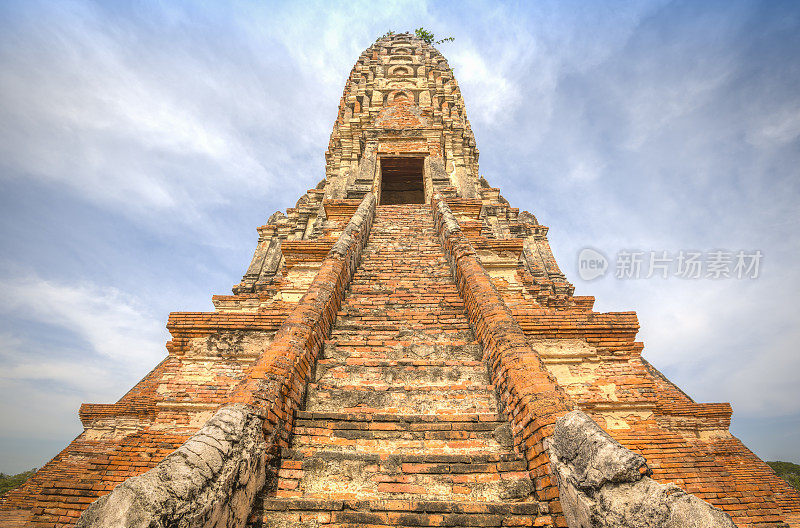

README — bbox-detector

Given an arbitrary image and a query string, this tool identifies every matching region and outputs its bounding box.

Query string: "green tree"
[0,469,36,497]
[767,461,800,492]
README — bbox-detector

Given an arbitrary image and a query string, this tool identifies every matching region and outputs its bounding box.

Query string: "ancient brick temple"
[2,33,799,528]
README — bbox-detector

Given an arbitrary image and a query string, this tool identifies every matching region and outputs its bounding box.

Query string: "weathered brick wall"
[430,195,750,527]
[75,193,376,528]
[247,202,555,528]
[431,194,573,517]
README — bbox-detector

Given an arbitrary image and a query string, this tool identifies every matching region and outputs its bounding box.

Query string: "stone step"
[355,250,446,255]
[357,250,444,256]
[334,313,468,321]
[352,262,452,267]
[355,249,447,255]
[341,291,462,298]
[345,284,459,293]
[249,498,551,528]
[304,386,499,415]
[331,321,472,334]
[322,340,481,362]
[349,271,454,278]
[291,433,509,455]
[354,248,448,252]
[337,302,465,310]
[328,336,474,347]
[348,267,453,274]
[336,304,465,314]
[312,362,490,388]
[330,324,472,336]
[310,380,493,392]
[336,303,465,314]
[360,230,436,236]
[316,358,484,368]
[354,264,448,270]
[354,260,448,264]
[314,359,487,382]
[295,411,503,422]
[360,244,441,248]
[348,282,457,291]
[292,413,512,454]
[366,225,436,230]
[274,450,535,504]
[326,336,478,347]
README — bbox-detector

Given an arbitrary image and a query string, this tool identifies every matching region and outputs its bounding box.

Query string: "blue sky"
[0,0,798,473]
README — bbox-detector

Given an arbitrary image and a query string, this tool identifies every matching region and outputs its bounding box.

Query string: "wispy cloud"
[0,0,798,471]
[0,271,165,469]
[460,0,800,460]
[0,1,341,232]
[0,273,164,366]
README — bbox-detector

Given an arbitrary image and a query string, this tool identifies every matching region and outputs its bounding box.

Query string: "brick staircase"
[247,204,550,527]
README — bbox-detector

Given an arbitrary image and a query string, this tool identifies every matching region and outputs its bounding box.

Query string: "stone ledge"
[323,199,362,223]
[281,448,523,465]
[79,401,156,427]
[296,411,501,422]
[259,497,546,515]
[281,240,335,267]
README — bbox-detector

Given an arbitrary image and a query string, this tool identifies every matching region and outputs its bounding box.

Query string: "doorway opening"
[379,157,425,204]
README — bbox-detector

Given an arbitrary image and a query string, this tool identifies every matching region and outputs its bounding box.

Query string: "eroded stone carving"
[77,404,266,528]
[548,410,738,528]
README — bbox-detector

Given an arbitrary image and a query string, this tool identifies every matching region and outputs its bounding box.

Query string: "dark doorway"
[380,157,425,204]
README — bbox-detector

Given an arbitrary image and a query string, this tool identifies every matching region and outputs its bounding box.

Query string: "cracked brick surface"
[246,204,550,527]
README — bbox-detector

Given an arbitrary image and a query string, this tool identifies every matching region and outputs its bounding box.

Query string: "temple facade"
[1,32,798,528]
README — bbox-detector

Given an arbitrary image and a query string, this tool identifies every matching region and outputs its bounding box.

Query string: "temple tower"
[224,31,570,307]
[1,32,798,528]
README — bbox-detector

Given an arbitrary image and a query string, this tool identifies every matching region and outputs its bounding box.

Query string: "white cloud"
[0,273,164,367]
[747,108,800,148]
[0,273,166,466]
[449,47,520,125]
[0,1,330,231]
[629,277,800,418]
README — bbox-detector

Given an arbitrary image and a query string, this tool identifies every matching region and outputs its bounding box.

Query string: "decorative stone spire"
[229,32,573,308]
[323,32,479,201]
